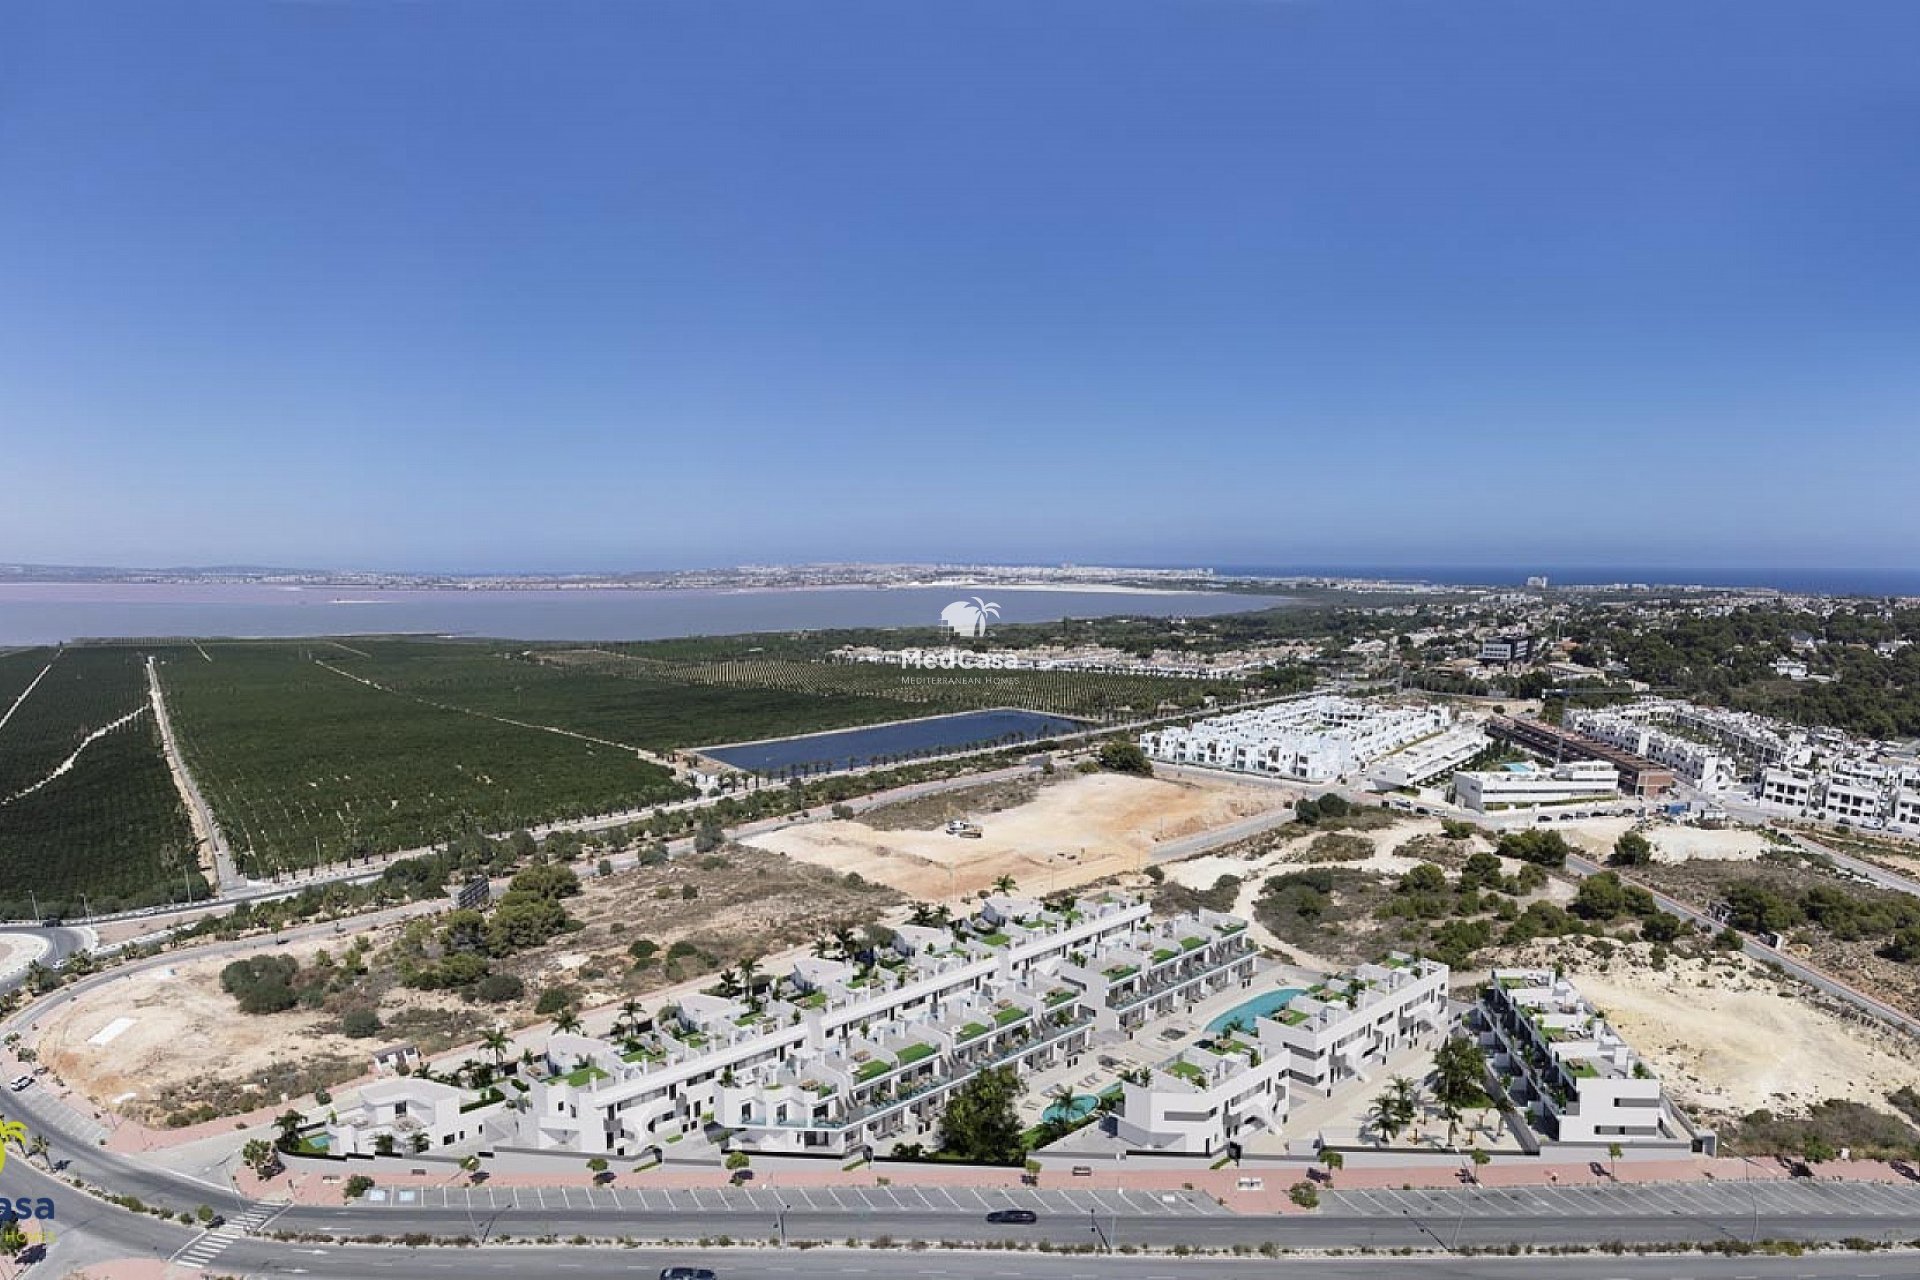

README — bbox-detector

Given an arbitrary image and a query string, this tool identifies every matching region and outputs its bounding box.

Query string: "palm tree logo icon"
[940,597,1001,637]
[0,1117,26,1174]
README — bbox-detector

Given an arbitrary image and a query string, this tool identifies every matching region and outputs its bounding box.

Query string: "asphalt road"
[203,1241,1920,1280]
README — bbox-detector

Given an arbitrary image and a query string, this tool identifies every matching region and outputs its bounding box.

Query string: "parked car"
[7,1075,32,1093]
[659,1268,717,1280]
[986,1208,1038,1225]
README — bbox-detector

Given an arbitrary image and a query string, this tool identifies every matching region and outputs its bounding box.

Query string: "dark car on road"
[659,1268,716,1280]
[986,1208,1038,1224]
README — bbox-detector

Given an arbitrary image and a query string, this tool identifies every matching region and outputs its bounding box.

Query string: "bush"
[724,1151,750,1171]
[221,955,302,1015]
[1610,830,1654,867]
[535,985,580,1016]
[344,1175,375,1200]
[472,973,525,1003]
[1095,739,1153,776]
[1495,830,1570,868]
[340,1007,383,1038]
[1288,1180,1320,1209]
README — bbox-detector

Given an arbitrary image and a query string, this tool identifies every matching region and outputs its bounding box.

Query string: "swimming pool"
[1041,1094,1099,1124]
[1205,987,1304,1034]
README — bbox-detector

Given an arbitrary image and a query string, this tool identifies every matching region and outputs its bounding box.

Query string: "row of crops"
[318,639,919,750]
[545,649,1244,722]
[157,643,691,878]
[0,646,201,912]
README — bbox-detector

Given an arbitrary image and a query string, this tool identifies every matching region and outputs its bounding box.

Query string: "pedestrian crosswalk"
[168,1202,283,1270]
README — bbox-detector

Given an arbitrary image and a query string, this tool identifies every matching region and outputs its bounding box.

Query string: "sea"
[1217,565,1920,597]
[0,583,1294,647]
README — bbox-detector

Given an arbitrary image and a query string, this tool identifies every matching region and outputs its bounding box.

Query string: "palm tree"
[481,1028,511,1066]
[1046,1084,1079,1121]
[992,875,1018,895]
[716,965,743,999]
[1388,1075,1421,1141]
[26,1133,48,1168]
[273,1109,306,1153]
[615,998,645,1040]
[553,1006,584,1036]
[1367,1095,1400,1147]
[1318,1149,1344,1183]
[739,956,765,1011]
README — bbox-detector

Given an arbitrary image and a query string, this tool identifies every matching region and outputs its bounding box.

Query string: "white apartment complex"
[517,893,1257,1160]
[1257,954,1450,1097]
[1369,722,1493,789]
[1139,697,1452,783]
[1759,753,1920,832]
[325,1078,505,1157]
[1113,953,1448,1155]
[1565,706,1738,794]
[1452,760,1622,812]
[1481,970,1682,1147]
[1114,1035,1291,1156]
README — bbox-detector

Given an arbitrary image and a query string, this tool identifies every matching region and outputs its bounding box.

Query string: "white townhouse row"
[1480,970,1684,1148]
[1564,708,1738,794]
[1760,766,1920,831]
[520,893,1258,1160]
[1116,954,1450,1156]
[1592,699,1809,771]
[325,1077,507,1157]
[1139,697,1453,783]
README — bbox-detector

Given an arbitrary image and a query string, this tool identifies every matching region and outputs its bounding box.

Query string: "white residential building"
[325,1078,503,1157]
[1256,955,1450,1098]
[517,894,1258,1160]
[1451,760,1621,813]
[1114,1038,1290,1156]
[1139,697,1452,783]
[1480,971,1683,1148]
[1759,767,1817,811]
[1369,723,1493,789]
[1565,708,1738,794]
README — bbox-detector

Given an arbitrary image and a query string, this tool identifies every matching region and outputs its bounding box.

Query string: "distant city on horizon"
[3,559,1917,600]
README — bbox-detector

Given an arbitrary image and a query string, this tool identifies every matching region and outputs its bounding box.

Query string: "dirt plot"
[40,848,899,1123]
[506,845,902,1010]
[1561,817,1779,864]
[36,935,416,1125]
[1629,855,1920,1019]
[1511,938,1920,1122]
[743,770,1291,901]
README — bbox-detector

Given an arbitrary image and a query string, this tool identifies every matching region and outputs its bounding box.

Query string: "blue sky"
[1,0,1915,573]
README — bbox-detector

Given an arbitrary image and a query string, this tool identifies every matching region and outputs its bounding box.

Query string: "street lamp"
[778,1203,790,1248]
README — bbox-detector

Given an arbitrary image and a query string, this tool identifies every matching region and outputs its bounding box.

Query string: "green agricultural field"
[158,643,693,877]
[0,647,150,799]
[0,646,56,715]
[0,646,202,913]
[310,639,918,750]
[544,648,1240,728]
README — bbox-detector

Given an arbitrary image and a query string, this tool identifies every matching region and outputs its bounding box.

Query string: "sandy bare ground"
[35,932,429,1124]
[745,771,1290,901]
[1515,939,1920,1121]
[1556,816,1776,864]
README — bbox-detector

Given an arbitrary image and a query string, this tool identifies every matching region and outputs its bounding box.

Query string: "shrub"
[473,973,525,1003]
[340,1008,383,1039]
[1288,1180,1320,1209]
[535,985,581,1016]
[344,1174,375,1200]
